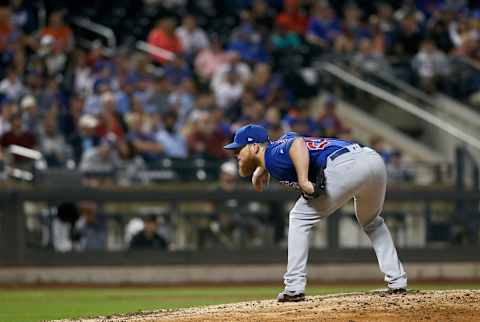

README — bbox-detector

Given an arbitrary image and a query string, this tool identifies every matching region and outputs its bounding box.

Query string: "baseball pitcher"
[224,124,407,302]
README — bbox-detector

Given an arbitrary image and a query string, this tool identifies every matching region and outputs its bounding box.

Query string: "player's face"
[234,144,258,177]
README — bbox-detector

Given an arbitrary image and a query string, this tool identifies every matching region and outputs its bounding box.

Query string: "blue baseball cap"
[224,124,269,150]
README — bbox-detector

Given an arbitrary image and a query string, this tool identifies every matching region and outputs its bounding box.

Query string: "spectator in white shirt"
[412,39,450,93]
[353,38,392,75]
[38,111,71,167]
[212,66,245,110]
[175,15,209,56]
[0,68,25,101]
[72,49,93,97]
[79,136,120,173]
[0,100,16,138]
[212,53,251,86]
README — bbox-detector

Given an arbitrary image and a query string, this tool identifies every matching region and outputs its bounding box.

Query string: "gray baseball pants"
[284,145,407,293]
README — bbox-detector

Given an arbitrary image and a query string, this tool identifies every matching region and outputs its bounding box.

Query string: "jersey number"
[305,139,329,150]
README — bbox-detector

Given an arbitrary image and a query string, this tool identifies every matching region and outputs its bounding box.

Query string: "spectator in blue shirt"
[342,2,372,43]
[228,11,269,63]
[155,110,188,158]
[116,75,137,115]
[126,112,164,163]
[306,2,341,50]
[168,77,196,127]
[163,57,192,86]
[84,80,111,115]
[283,103,318,137]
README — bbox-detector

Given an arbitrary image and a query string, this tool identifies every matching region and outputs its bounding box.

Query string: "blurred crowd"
[336,0,480,97]
[0,0,474,179]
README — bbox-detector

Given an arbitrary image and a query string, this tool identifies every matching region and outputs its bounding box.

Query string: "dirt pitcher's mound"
[60,290,480,322]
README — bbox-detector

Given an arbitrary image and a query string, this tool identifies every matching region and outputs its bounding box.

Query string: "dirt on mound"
[59,290,480,322]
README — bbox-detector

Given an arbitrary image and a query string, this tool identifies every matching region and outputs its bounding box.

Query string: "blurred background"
[0,0,479,285]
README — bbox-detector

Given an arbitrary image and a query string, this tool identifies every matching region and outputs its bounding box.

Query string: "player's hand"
[252,167,269,192]
[300,168,327,200]
[299,180,315,195]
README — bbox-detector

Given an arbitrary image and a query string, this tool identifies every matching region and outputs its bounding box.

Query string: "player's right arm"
[289,138,315,195]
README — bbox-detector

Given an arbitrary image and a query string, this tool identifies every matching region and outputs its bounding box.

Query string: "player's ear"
[253,143,260,154]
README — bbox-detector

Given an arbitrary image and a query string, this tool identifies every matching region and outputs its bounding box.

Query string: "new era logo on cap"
[247,137,254,142]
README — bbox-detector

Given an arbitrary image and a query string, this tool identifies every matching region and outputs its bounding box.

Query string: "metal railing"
[458,56,480,72]
[320,62,480,152]
[72,18,116,55]
[457,146,480,191]
[136,40,176,62]
[364,69,434,109]
[351,60,480,132]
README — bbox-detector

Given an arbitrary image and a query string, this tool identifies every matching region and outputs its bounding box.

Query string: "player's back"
[265,132,353,184]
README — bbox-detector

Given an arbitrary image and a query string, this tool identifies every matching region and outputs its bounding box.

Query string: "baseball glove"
[302,167,327,200]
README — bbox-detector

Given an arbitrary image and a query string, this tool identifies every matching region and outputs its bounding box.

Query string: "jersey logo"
[272,139,288,144]
[280,149,284,154]
[305,138,329,150]
[279,181,301,190]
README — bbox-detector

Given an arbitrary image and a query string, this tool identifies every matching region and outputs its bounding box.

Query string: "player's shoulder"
[278,131,300,141]
[268,132,299,148]
[267,132,300,158]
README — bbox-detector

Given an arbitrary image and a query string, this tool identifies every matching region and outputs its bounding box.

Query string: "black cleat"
[277,291,305,302]
[387,287,407,294]
[373,287,407,295]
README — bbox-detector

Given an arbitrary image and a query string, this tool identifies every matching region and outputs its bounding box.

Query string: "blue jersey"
[264,132,353,187]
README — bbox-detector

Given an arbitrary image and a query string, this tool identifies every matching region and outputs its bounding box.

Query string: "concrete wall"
[1,262,480,284]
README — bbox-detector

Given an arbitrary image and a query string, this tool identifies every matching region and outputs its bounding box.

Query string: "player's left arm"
[289,138,315,194]
[252,166,270,192]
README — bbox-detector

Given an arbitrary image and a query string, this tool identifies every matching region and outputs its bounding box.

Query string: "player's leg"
[354,148,407,290]
[281,197,321,299]
[281,154,364,300]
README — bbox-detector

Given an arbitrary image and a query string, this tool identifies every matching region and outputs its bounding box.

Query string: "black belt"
[329,147,350,161]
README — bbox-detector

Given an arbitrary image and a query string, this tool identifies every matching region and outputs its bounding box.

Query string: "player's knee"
[362,216,384,232]
[289,210,321,223]
[289,210,303,219]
